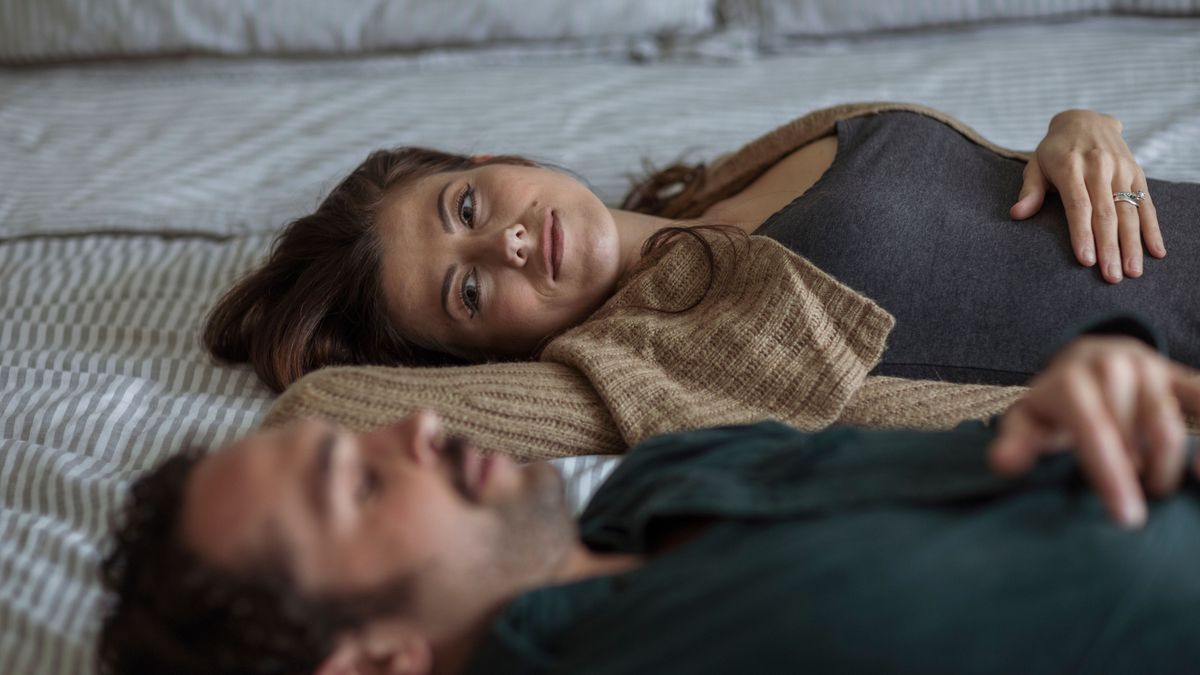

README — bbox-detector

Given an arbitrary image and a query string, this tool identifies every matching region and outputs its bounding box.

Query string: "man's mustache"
[442,434,475,502]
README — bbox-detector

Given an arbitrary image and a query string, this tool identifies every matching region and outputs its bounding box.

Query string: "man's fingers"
[1165,365,1200,485]
[1011,160,1048,220]
[1085,163,1122,282]
[1135,361,1187,497]
[989,404,1050,475]
[1133,172,1165,259]
[1170,363,1200,414]
[1058,172,1097,267]
[1060,368,1147,526]
[1096,353,1140,468]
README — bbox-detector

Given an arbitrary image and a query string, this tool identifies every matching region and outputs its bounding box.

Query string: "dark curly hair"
[97,448,413,675]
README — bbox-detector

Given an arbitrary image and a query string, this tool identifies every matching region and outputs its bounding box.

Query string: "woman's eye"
[457,185,475,228]
[356,466,381,504]
[460,267,481,318]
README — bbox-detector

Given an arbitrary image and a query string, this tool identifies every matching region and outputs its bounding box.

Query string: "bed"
[2,2,1199,672]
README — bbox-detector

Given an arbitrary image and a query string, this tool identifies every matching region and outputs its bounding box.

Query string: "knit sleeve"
[836,375,1026,430]
[840,374,1200,435]
[261,360,626,461]
[542,233,894,445]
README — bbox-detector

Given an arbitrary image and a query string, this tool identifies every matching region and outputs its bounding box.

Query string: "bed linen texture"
[1,15,1199,675]
[0,0,716,63]
[723,0,1200,38]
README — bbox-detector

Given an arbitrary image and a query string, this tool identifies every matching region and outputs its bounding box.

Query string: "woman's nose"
[498,223,528,268]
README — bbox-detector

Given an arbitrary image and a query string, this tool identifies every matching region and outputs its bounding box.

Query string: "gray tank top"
[754,112,1199,385]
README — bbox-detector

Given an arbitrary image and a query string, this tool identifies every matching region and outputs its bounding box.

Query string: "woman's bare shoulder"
[700,134,838,232]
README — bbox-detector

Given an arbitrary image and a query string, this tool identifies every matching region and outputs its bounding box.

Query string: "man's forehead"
[181,428,293,569]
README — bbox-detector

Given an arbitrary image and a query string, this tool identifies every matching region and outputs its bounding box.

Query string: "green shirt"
[464,422,1200,674]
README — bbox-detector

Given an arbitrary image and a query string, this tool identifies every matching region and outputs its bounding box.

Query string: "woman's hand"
[1010,109,1164,283]
[988,336,1200,528]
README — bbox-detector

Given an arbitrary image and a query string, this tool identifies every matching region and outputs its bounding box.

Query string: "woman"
[205,103,1197,395]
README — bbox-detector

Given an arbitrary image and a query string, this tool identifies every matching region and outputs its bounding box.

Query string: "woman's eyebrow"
[441,264,457,321]
[437,180,458,321]
[437,182,453,234]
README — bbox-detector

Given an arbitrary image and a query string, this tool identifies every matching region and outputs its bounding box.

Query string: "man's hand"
[988,336,1200,528]
[1010,109,1164,283]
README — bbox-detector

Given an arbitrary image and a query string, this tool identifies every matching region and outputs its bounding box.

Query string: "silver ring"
[1113,191,1148,207]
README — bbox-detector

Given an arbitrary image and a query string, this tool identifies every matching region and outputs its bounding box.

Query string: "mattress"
[1,15,1198,674]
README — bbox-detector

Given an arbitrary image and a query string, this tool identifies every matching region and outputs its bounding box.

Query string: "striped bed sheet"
[1,15,1198,675]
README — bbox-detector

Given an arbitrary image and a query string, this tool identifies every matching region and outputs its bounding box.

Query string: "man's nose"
[497,223,528,268]
[365,409,443,466]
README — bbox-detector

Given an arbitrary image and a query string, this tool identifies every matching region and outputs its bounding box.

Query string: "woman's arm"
[1010,109,1164,283]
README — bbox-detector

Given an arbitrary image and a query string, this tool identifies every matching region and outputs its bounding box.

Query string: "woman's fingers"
[1010,159,1048,220]
[1134,172,1165,259]
[1057,171,1098,267]
[1113,176,1144,279]
[1084,161,1123,283]
[1032,110,1159,276]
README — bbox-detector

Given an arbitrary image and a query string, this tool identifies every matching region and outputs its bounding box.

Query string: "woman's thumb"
[1010,159,1047,220]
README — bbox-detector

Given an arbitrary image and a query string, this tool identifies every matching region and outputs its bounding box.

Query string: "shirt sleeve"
[981,313,1168,429]
[1042,313,1166,368]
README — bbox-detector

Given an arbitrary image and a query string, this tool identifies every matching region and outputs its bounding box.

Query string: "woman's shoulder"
[628,102,1028,221]
[699,134,838,230]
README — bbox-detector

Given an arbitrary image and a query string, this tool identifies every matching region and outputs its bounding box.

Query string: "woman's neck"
[610,207,695,281]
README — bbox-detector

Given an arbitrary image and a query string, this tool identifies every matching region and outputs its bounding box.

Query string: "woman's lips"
[541,209,554,281]
[550,212,564,281]
[541,208,564,282]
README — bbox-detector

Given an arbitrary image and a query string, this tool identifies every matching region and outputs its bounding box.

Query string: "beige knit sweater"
[264,102,1041,460]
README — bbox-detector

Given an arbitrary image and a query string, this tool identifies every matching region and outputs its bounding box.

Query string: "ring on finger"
[1113,190,1148,207]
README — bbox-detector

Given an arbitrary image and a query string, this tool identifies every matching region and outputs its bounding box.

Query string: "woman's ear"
[469,154,494,164]
[314,626,433,675]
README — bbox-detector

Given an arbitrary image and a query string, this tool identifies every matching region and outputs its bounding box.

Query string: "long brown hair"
[204,149,713,392]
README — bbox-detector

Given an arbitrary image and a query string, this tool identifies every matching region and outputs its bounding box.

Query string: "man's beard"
[442,435,478,503]
[493,461,577,588]
[442,435,576,581]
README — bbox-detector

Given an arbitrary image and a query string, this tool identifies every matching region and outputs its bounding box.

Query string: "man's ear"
[313,627,433,675]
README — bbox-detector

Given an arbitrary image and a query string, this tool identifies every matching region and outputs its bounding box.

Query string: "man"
[98,334,1200,675]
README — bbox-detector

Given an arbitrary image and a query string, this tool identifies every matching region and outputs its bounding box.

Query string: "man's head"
[98,411,575,675]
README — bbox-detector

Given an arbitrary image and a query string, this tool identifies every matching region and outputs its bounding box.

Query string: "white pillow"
[0,0,716,63]
[723,0,1200,36]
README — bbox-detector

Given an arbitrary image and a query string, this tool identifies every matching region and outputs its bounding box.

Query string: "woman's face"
[376,163,620,359]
